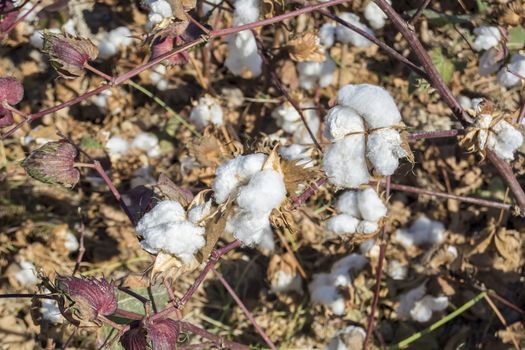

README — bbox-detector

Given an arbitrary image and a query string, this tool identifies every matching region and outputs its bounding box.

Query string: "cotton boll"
[161,222,206,263]
[335,12,374,48]
[324,106,365,142]
[150,65,168,91]
[97,27,133,59]
[335,191,359,217]
[397,284,426,319]
[323,135,370,188]
[279,144,313,166]
[472,26,501,51]
[149,0,173,17]
[395,216,445,248]
[212,153,267,203]
[297,54,336,90]
[41,299,63,324]
[98,40,118,59]
[325,326,366,350]
[337,84,402,128]
[106,136,130,156]
[476,114,523,160]
[458,95,473,110]
[326,214,359,235]
[271,270,302,294]
[132,132,161,158]
[272,102,320,144]
[64,232,79,252]
[190,95,224,129]
[309,275,346,315]
[225,30,262,78]
[137,201,186,230]
[367,128,406,176]
[258,226,275,250]
[331,254,368,276]
[410,295,448,322]
[226,210,272,246]
[478,48,503,76]
[233,0,260,25]
[364,0,389,30]
[236,169,286,215]
[497,54,525,88]
[357,220,378,234]
[15,261,38,286]
[387,259,407,280]
[357,187,387,222]
[319,23,336,47]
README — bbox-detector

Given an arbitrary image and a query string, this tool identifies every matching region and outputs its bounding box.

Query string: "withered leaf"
[287,32,325,63]
[151,252,200,283]
[494,228,521,269]
[156,173,193,207]
[187,132,228,167]
[280,158,321,195]
[198,209,228,262]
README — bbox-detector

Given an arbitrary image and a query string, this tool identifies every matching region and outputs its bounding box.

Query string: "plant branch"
[212,268,276,350]
[179,321,249,350]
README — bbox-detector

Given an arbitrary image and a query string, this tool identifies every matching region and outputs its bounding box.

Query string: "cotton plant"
[224,0,263,78]
[326,187,387,236]
[135,200,210,263]
[189,95,224,129]
[394,216,445,249]
[212,152,286,249]
[323,84,408,188]
[496,54,525,88]
[397,283,448,323]
[309,254,368,315]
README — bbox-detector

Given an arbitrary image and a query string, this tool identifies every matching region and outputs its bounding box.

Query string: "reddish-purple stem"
[179,321,249,350]
[212,267,277,350]
[408,129,462,140]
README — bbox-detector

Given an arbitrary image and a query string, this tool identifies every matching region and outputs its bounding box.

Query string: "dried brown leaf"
[287,32,325,63]
[280,158,321,195]
[151,252,200,283]
[156,174,194,207]
[187,132,228,167]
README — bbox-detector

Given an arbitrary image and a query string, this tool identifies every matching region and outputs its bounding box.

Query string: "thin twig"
[73,208,86,275]
[408,0,432,24]
[179,322,249,350]
[212,268,277,350]
[483,294,520,350]
[408,129,463,140]
[0,293,54,299]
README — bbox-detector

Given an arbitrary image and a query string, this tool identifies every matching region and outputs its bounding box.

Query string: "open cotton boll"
[397,283,426,319]
[297,54,336,90]
[272,101,320,144]
[236,170,286,215]
[410,295,448,322]
[326,214,359,235]
[325,326,366,350]
[323,106,365,142]
[64,231,79,252]
[190,95,224,129]
[337,84,402,128]
[41,299,64,324]
[271,270,302,294]
[135,200,205,263]
[233,0,260,25]
[335,190,360,217]
[212,153,267,203]
[496,54,525,88]
[97,27,133,59]
[367,129,406,176]
[279,144,313,166]
[478,48,503,76]
[187,201,212,225]
[472,26,501,51]
[309,274,346,315]
[364,0,389,30]
[395,216,445,248]
[335,12,374,48]
[357,187,387,222]
[225,30,262,78]
[149,65,169,91]
[323,135,370,188]
[226,210,273,246]
[387,259,407,280]
[15,261,38,286]
[106,136,130,157]
[331,254,368,279]
[319,23,336,48]
[476,114,523,160]
[131,132,161,158]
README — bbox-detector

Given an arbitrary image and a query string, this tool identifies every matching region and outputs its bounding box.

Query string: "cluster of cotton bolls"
[308,254,367,315]
[394,216,445,248]
[224,0,262,78]
[212,153,286,249]
[326,187,387,236]
[397,283,448,322]
[189,95,224,129]
[142,0,173,30]
[105,132,161,158]
[135,200,210,263]
[323,84,407,188]
[473,26,525,87]
[473,113,523,161]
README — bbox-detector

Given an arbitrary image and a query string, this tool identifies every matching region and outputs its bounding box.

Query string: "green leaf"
[97,326,125,350]
[476,0,490,13]
[117,285,170,316]
[79,136,102,150]
[508,26,525,50]
[429,48,455,84]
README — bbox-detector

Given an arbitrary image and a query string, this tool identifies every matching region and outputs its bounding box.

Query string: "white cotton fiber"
[97,27,133,60]
[496,54,525,88]
[397,283,426,319]
[187,200,212,224]
[64,232,79,252]
[357,188,387,222]
[233,0,260,24]
[225,209,272,246]
[106,136,130,156]
[478,48,503,76]
[476,114,523,161]
[225,30,262,78]
[319,23,337,48]
[395,216,445,248]
[41,299,64,324]
[190,95,224,129]
[326,214,359,235]
[212,153,267,203]
[410,295,448,322]
[364,0,389,30]
[297,54,336,90]
[472,26,501,52]
[357,220,379,234]
[387,259,407,280]
[271,270,302,294]
[135,200,205,263]
[279,144,313,166]
[325,326,366,350]
[236,169,286,215]
[323,135,370,188]
[335,12,374,48]
[15,261,38,286]
[335,190,360,217]
[323,106,365,142]
[366,128,406,176]
[337,84,401,128]
[272,101,320,144]
[132,132,161,158]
